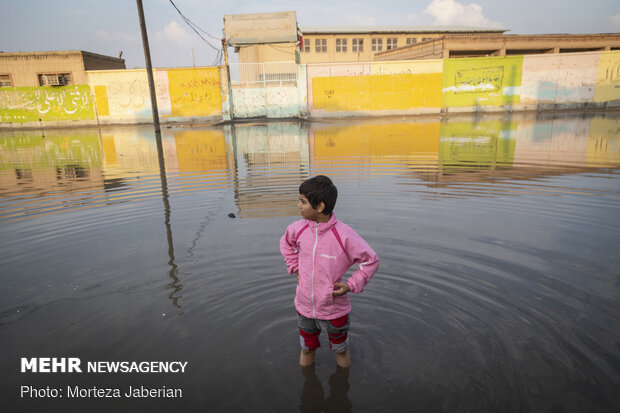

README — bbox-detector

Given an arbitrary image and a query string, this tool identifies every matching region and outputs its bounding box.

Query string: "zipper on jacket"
[311,222,319,318]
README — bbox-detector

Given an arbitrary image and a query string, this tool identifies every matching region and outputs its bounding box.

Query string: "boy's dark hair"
[299,175,338,215]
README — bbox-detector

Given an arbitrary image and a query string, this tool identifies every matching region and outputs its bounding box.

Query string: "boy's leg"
[300,348,316,367]
[324,314,351,367]
[298,312,321,366]
[334,348,350,368]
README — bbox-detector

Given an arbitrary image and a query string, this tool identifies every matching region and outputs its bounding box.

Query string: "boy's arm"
[279,226,300,275]
[345,233,379,294]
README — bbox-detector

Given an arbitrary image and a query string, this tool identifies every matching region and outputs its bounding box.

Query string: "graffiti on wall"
[594,51,620,102]
[0,85,95,123]
[168,68,222,117]
[442,56,523,108]
[521,54,599,104]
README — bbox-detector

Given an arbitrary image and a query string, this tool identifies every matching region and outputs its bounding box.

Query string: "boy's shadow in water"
[300,365,352,413]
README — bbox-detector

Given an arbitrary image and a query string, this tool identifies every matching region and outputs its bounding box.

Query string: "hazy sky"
[2,0,619,68]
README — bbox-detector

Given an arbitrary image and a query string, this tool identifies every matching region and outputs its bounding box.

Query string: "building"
[0,50,125,87]
[234,25,505,64]
[297,26,505,63]
[374,33,620,61]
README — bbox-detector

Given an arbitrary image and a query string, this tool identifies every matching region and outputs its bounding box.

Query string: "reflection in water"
[300,365,352,413]
[154,130,181,308]
[1,113,620,412]
[1,115,619,223]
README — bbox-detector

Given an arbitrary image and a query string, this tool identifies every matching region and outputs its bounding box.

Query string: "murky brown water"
[1,112,619,412]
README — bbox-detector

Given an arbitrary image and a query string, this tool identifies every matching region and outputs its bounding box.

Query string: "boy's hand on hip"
[332,282,350,296]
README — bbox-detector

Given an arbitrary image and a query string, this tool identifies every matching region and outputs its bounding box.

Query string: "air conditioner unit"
[42,75,61,86]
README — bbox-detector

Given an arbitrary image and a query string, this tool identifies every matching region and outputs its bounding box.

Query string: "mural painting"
[442,56,523,108]
[0,85,95,123]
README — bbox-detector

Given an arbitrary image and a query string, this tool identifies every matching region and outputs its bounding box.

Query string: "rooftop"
[299,25,507,34]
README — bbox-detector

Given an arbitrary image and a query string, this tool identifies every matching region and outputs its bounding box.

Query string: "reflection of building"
[228,122,310,217]
[375,33,620,61]
[0,50,125,87]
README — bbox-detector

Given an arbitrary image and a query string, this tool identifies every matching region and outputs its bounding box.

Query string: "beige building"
[0,50,125,87]
[235,25,505,64]
[374,33,620,60]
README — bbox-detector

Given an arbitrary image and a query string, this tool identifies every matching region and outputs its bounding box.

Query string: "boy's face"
[298,194,323,221]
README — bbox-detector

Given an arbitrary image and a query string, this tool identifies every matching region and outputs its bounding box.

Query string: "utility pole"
[136,0,160,133]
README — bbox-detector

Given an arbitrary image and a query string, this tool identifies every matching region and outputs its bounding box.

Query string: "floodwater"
[1,112,619,412]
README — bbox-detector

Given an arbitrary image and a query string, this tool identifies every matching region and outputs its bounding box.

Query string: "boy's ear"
[317,202,325,213]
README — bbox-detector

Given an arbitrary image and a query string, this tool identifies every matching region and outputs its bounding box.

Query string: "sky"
[1,0,619,69]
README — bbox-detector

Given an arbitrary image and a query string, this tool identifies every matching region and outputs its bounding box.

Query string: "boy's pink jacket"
[280,214,379,320]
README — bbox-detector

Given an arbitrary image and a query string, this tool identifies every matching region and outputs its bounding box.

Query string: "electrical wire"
[168,0,223,65]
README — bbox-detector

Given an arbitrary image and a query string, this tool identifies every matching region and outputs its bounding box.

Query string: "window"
[422,37,433,42]
[372,38,383,52]
[315,38,327,53]
[386,38,398,50]
[336,38,348,52]
[38,73,72,86]
[0,74,12,87]
[301,38,310,53]
[406,38,417,45]
[352,38,364,52]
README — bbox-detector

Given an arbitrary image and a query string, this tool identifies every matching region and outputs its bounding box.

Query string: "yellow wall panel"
[594,51,620,102]
[313,73,442,111]
[94,85,110,116]
[168,68,222,117]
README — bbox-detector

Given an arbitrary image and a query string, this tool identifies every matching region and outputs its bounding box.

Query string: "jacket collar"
[306,214,338,233]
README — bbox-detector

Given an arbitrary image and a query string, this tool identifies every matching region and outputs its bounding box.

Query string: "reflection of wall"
[513,117,590,166]
[229,122,310,218]
[586,117,620,165]
[0,130,103,197]
[0,85,95,123]
[312,122,440,160]
[439,120,517,167]
[174,130,228,172]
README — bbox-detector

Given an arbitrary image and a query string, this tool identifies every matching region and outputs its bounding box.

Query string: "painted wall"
[441,56,523,109]
[308,60,442,116]
[89,67,222,124]
[521,53,599,105]
[0,85,95,123]
[594,51,620,103]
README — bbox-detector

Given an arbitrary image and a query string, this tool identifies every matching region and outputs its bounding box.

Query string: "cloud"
[610,13,620,30]
[159,21,193,45]
[423,0,503,28]
[95,30,139,44]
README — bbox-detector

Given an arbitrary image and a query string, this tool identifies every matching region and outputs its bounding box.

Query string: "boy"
[280,175,379,367]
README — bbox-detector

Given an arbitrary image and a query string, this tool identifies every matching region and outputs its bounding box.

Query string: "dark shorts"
[297,312,350,353]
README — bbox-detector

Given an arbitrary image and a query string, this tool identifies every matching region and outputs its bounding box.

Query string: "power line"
[168,0,223,65]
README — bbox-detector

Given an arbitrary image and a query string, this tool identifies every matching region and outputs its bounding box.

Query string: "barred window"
[386,38,398,50]
[0,74,11,87]
[372,38,383,52]
[406,38,417,45]
[301,38,310,53]
[336,38,348,52]
[315,38,327,53]
[38,73,72,86]
[352,38,364,52]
